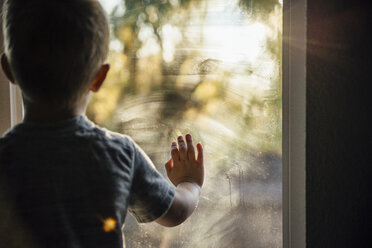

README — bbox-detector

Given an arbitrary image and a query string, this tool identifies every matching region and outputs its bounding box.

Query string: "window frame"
[9,84,23,126]
[1,0,307,246]
[282,0,307,247]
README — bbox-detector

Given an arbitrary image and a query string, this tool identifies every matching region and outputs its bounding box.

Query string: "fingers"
[171,142,179,161]
[186,134,195,161]
[171,135,201,163]
[196,143,203,165]
[178,136,187,161]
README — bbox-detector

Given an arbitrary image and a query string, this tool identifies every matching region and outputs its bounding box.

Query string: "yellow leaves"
[87,51,128,125]
[193,81,218,102]
[108,52,128,75]
[102,217,117,233]
[118,26,134,49]
[184,107,198,119]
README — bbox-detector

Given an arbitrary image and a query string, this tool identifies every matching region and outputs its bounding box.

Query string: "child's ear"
[1,53,16,84]
[89,64,110,93]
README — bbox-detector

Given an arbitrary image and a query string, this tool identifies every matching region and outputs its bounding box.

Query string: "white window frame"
[282,0,307,247]
[1,0,307,246]
[9,84,23,126]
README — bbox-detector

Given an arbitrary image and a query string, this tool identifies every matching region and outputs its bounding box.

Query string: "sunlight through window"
[93,0,283,247]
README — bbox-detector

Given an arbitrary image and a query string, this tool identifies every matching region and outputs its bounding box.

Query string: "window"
[1,0,306,247]
[0,80,23,133]
[91,0,287,247]
[282,0,306,246]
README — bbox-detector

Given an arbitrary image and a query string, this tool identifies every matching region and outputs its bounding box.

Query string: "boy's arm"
[156,182,200,227]
[156,135,204,227]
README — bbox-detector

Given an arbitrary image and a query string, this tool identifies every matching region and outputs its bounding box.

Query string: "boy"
[0,0,204,247]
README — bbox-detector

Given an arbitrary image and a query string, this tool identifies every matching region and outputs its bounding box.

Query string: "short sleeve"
[128,140,175,223]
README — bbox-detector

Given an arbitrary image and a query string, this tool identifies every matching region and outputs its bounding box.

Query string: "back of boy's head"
[2,0,109,107]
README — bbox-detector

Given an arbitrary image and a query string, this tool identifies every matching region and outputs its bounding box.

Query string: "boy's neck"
[23,107,84,122]
[23,98,88,123]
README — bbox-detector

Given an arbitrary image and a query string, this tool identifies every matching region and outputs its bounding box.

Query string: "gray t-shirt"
[0,116,175,248]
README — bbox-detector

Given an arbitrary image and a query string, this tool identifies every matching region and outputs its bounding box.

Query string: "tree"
[88,0,283,246]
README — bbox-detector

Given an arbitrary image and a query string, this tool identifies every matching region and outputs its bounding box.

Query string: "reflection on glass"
[92,0,282,247]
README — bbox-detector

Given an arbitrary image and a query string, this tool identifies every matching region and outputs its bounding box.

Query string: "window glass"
[91,0,282,247]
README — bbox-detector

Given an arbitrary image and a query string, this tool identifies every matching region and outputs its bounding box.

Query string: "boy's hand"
[157,134,203,227]
[164,134,204,188]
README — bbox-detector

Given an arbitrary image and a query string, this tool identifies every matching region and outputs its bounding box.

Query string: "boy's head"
[2,0,109,108]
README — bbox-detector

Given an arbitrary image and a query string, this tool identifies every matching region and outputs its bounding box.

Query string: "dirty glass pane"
[91,0,282,247]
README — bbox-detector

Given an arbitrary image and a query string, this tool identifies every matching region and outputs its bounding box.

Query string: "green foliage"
[239,0,281,18]
[88,0,283,245]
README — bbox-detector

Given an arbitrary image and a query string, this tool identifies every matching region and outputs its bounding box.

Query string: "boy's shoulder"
[87,122,135,151]
[0,116,136,153]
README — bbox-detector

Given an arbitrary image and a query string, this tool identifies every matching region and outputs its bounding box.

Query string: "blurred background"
[90,0,282,247]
